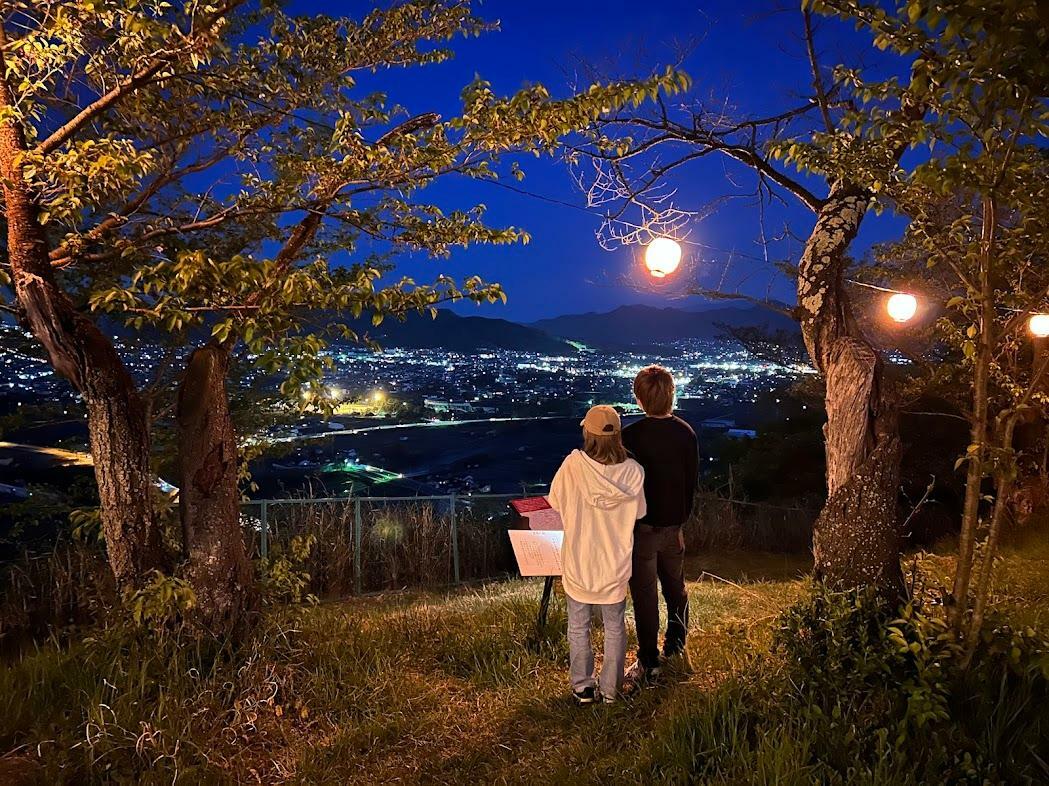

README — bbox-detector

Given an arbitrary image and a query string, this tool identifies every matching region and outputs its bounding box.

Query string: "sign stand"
[508,497,564,633]
[537,575,555,630]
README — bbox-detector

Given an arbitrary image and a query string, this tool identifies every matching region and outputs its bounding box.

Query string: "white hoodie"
[548,449,647,605]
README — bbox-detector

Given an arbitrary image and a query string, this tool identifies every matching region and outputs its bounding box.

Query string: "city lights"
[886,292,918,323]
[644,237,682,279]
[1029,314,1049,339]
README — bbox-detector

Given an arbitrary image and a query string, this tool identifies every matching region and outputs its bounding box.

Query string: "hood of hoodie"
[568,449,644,510]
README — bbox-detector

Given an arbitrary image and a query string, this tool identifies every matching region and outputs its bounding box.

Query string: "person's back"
[622,415,698,528]
[621,365,699,682]
[551,448,646,604]
[548,405,646,704]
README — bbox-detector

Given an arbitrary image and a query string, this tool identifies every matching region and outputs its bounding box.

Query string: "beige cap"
[580,404,621,435]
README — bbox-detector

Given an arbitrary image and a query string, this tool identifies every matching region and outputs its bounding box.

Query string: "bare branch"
[803,8,835,134]
[683,284,798,319]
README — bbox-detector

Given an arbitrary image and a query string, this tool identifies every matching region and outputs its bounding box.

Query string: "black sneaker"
[621,662,661,695]
[573,686,596,705]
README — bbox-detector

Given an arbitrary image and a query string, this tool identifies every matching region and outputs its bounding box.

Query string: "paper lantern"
[886,292,918,323]
[644,237,682,279]
[1029,313,1049,338]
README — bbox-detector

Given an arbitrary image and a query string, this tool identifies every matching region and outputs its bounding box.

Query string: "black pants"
[629,524,688,669]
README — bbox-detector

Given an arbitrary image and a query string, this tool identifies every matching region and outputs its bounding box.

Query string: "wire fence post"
[353,497,362,595]
[260,500,269,560]
[450,493,460,585]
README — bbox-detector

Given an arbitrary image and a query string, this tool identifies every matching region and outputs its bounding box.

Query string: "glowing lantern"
[886,292,918,323]
[1029,314,1049,338]
[644,237,682,279]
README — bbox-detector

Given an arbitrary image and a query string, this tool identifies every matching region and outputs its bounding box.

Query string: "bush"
[643,588,1049,784]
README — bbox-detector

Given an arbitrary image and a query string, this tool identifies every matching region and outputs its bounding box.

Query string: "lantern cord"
[844,279,908,295]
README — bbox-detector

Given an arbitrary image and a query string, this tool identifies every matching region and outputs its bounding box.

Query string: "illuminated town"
[1,319,813,497]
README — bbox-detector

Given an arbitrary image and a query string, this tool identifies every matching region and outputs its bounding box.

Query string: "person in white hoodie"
[548,405,646,704]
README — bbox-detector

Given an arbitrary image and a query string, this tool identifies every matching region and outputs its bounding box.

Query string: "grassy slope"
[0,542,1045,784]
[289,552,811,785]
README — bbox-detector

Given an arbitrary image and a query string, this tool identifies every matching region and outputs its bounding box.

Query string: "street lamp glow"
[1029,313,1049,338]
[886,292,918,323]
[644,237,682,279]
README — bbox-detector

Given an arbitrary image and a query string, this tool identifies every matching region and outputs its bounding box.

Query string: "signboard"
[508,530,563,577]
[509,496,563,531]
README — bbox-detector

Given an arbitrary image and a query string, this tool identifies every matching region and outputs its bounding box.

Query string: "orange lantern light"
[644,237,682,279]
[1029,313,1049,338]
[886,292,918,323]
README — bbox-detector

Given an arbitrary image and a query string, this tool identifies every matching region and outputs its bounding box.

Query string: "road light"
[1028,313,1049,338]
[886,292,918,323]
[644,237,682,279]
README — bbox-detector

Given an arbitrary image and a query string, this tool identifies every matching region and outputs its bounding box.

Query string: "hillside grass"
[0,543,1046,785]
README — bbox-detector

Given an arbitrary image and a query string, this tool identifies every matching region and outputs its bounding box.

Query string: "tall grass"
[1,551,1047,784]
[254,496,517,596]
[0,582,571,784]
[1,489,812,645]
[0,542,113,648]
[685,493,814,553]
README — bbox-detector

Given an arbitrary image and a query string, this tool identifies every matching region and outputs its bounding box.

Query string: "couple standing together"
[548,365,698,704]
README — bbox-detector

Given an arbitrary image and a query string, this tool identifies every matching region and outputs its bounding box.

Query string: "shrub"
[644,588,1049,784]
[258,534,319,605]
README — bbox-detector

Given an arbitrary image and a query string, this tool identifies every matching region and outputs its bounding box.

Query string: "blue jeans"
[566,596,627,698]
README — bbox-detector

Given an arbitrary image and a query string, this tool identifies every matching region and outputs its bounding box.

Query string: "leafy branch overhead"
[1,0,686,399]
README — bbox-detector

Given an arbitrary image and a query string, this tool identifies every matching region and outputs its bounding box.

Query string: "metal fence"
[238,491,816,597]
[240,493,523,595]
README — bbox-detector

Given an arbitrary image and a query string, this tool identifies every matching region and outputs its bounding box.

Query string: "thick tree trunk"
[0,56,166,588]
[797,185,904,596]
[176,345,255,631]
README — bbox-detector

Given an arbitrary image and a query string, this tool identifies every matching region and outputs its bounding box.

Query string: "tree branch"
[683,284,798,319]
[803,8,835,134]
[33,1,247,157]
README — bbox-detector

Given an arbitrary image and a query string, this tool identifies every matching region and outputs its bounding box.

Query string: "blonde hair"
[583,429,628,465]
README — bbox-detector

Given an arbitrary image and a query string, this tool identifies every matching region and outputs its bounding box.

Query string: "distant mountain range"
[529,303,798,350]
[354,303,797,353]
[361,309,576,354]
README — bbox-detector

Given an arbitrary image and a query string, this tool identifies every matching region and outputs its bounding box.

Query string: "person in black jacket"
[622,365,698,681]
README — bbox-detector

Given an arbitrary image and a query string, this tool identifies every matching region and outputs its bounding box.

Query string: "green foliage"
[764,587,1049,782]
[1,0,686,416]
[126,570,197,627]
[258,534,319,606]
[1,553,1048,784]
[813,3,1048,617]
[69,506,103,543]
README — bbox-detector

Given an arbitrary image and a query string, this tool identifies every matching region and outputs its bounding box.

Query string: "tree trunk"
[176,344,255,631]
[950,195,997,633]
[964,415,1017,660]
[0,52,166,589]
[797,185,904,596]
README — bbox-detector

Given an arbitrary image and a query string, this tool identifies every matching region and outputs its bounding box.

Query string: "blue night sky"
[292,1,907,322]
